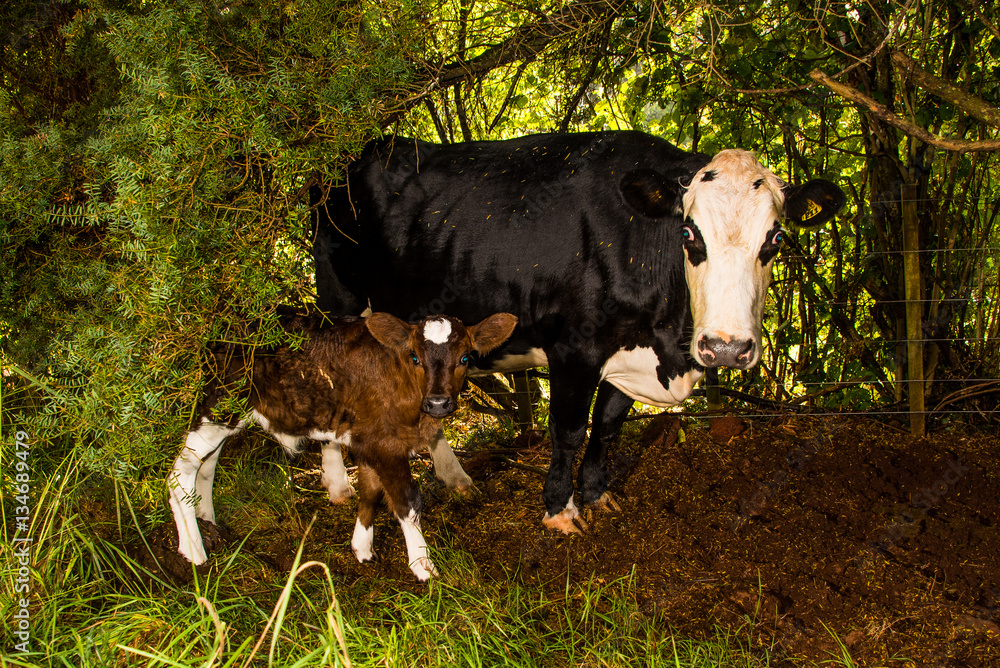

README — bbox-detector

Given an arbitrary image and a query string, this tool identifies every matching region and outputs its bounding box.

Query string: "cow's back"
[316,132,708,339]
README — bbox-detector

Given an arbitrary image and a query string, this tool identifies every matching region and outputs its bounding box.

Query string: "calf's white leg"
[169,419,239,564]
[319,434,355,502]
[194,446,223,523]
[398,508,437,582]
[428,427,473,493]
[351,518,375,562]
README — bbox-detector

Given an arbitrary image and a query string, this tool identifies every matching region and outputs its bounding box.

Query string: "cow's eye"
[682,226,693,241]
[773,230,784,245]
[411,353,420,365]
[459,353,470,366]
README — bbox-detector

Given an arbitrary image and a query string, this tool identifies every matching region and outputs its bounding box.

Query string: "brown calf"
[168,310,516,581]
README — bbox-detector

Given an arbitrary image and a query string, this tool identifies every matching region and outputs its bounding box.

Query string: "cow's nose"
[697,336,756,369]
[422,395,456,417]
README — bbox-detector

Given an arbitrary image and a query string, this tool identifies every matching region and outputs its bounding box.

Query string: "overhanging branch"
[809,69,1000,152]
[891,51,1000,128]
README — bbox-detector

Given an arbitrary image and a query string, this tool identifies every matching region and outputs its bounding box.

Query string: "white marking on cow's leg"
[169,419,239,564]
[398,509,437,582]
[542,495,585,534]
[423,318,452,344]
[319,433,355,503]
[194,446,222,523]
[428,428,473,493]
[351,518,375,563]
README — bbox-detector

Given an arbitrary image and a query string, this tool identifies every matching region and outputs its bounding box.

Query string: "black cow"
[312,130,845,532]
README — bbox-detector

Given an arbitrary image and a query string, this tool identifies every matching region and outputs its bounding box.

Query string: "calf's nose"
[422,395,456,418]
[697,336,756,369]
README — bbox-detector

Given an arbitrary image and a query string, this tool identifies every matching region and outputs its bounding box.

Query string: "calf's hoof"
[449,481,479,498]
[327,487,355,504]
[410,556,438,582]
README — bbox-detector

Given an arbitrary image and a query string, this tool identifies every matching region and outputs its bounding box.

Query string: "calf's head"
[680,150,845,369]
[365,312,518,418]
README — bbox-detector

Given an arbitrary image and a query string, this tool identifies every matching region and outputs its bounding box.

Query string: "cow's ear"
[783,179,846,228]
[365,312,414,351]
[619,169,681,218]
[469,313,518,354]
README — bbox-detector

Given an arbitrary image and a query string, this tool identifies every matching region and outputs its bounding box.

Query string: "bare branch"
[808,69,1000,152]
[391,0,624,124]
[891,51,1000,127]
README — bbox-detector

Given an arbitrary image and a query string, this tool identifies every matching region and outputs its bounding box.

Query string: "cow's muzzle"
[422,395,457,418]
[697,336,756,369]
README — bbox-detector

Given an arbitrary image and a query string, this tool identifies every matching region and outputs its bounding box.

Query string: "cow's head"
[366,312,518,417]
[680,150,845,369]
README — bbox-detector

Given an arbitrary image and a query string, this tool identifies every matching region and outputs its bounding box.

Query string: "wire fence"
[467,229,1000,433]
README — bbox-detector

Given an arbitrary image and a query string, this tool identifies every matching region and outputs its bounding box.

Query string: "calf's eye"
[773,230,784,245]
[460,354,470,366]
[682,226,693,241]
[411,353,420,365]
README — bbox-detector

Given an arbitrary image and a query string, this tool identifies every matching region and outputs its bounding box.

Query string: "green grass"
[2,442,856,667]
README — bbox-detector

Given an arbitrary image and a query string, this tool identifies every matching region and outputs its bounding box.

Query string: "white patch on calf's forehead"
[423,318,452,344]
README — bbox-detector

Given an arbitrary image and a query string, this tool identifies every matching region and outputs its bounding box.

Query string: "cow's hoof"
[588,492,621,512]
[543,508,587,534]
[410,557,438,582]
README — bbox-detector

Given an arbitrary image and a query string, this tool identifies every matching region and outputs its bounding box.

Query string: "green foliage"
[2,0,425,472]
[3,0,999,493]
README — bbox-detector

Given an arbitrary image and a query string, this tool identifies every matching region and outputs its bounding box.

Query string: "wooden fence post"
[901,183,925,437]
[705,367,723,410]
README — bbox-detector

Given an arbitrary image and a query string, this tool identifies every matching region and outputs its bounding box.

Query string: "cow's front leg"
[577,382,633,509]
[541,366,599,534]
[427,427,474,494]
[319,433,355,503]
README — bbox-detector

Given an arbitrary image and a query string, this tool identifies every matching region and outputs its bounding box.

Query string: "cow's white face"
[681,150,844,369]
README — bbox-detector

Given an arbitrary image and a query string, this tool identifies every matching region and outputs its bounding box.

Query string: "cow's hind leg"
[194,446,223,523]
[577,382,632,510]
[428,427,474,494]
[169,419,239,564]
[351,463,383,564]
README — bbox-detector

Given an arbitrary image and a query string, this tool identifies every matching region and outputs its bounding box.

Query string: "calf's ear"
[469,313,518,354]
[365,312,414,351]
[782,179,846,228]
